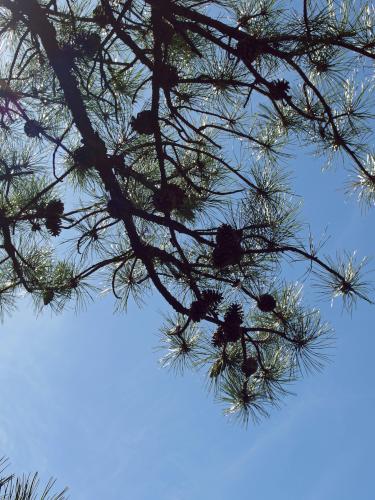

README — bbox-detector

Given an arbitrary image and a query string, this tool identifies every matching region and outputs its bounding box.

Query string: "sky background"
[0,149,373,500]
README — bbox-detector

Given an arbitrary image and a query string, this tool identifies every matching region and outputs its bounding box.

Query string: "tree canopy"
[0,0,374,424]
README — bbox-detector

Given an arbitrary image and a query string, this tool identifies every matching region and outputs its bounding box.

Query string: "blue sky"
[0,147,373,499]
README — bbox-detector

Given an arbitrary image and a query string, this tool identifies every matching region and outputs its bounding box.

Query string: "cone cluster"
[212,303,244,346]
[152,183,187,213]
[212,224,243,268]
[76,33,101,59]
[189,289,223,322]
[131,110,156,135]
[236,38,268,64]
[158,65,179,89]
[73,146,96,171]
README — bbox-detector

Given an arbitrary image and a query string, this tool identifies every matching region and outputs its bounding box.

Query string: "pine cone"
[45,216,62,236]
[215,224,239,245]
[212,224,243,268]
[76,33,101,59]
[158,65,179,89]
[223,303,243,343]
[189,300,207,322]
[152,184,186,213]
[241,356,259,378]
[224,325,241,343]
[257,293,276,312]
[24,120,43,138]
[73,146,95,170]
[212,245,242,268]
[45,199,64,218]
[131,110,156,135]
[224,303,243,324]
[268,79,290,101]
[189,290,222,322]
[212,327,225,347]
[201,289,223,310]
[236,38,268,64]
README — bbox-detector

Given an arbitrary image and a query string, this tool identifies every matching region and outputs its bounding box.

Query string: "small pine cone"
[189,290,223,322]
[212,224,243,268]
[212,328,225,347]
[45,216,62,236]
[152,184,186,213]
[131,110,156,135]
[42,289,54,306]
[159,65,179,89]
[236,38,267,64]
[73,146,95,170]
[212,245,242,268]
[76,33,101,59]
[223,324,242,343]
[174,194,196,221]
[224,303,243,325]
[45,199,64,218]
[24,120,43,138]
[215,224,240,246]
[223,303,243,343]
[189,300,207,322]
[241,356,259,378]
[257,293,276,312]
[201,289,223,311]
[268,79,290,101]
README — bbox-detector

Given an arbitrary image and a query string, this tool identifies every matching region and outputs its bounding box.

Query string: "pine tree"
[0,457,67,499]
[0,0,374,424]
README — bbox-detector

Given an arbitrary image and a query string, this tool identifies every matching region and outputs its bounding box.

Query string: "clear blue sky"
[0,147,373,499]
